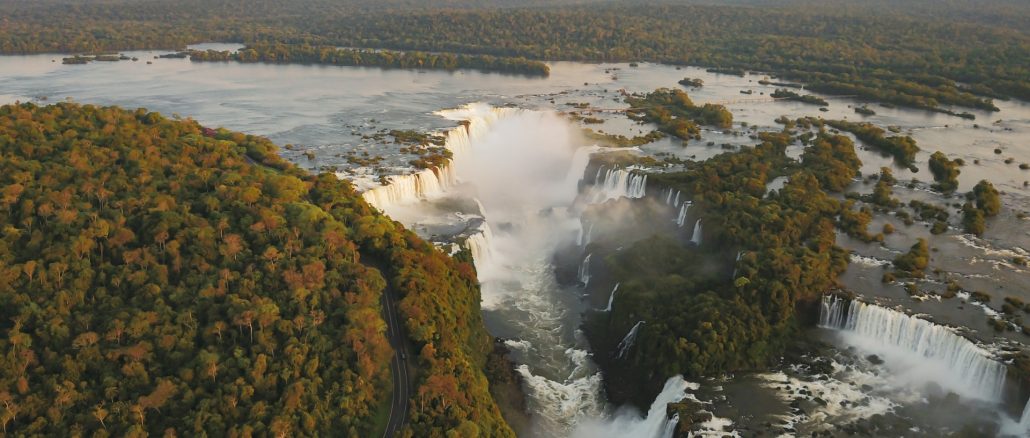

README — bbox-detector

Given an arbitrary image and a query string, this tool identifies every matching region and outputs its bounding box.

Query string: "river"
[3,45,1030,436]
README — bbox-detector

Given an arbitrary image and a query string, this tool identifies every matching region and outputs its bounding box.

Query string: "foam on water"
[820,296,1007,402]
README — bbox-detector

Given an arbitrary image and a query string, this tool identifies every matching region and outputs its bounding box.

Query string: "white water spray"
[571,376,692,438]
[819,296,1007,402]
[593,168,647,202]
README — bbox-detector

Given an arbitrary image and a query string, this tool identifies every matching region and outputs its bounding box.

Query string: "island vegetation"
[0,102,512,437]
[190,43,550,76]
[798,118,920,168]
[928,151,962,193]
[626,89,734,141]
[770,89,828,106]
[1,0,1027,114]
[963,180,1002,236]
[583,131,858,408]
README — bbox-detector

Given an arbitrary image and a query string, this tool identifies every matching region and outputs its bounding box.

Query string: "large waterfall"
[819,295,1007,402]
[464,221,495,272]
[361,165,455,211]
[360,103,517,212]
[429,105,610,435]
[593,167,647,202]
[360,103,702,435]
[571,376,689,438]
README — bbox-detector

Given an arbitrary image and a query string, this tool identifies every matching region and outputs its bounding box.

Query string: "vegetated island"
[189,43,550,77]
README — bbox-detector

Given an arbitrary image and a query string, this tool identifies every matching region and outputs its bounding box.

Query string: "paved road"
[381,285,412,438]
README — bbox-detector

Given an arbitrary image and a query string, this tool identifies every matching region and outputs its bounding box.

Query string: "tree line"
[1,1,1027,113]
[190,43,549,76]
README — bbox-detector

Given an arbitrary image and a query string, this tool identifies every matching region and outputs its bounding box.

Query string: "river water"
[3,46,1030,436]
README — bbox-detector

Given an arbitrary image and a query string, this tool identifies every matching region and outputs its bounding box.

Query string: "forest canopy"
[0,102,511,437]
[0,0,1028,112]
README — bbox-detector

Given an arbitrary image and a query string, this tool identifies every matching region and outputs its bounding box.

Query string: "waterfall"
[360,103,515,212]
[361,165,455,210]
[567,145,602,201]
[819,296,1008,402]
[579,253,593,287]
[665,188,674,205]
[673,190,681,207]
[584,223,594,247]
[463,222,495,273]
[571,376,690,438]
[676,202,691,227]
[593,168,647,202]
[604,283,620,312]
[616,321,645,359]
[690,219,702,246]
[818,295,848,329]
[1018,399,1030,433]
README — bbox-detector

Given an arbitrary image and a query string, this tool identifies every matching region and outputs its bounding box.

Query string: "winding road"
[381,283,412,438]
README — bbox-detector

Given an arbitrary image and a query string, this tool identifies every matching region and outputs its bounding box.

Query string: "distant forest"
[2,0,1028,112]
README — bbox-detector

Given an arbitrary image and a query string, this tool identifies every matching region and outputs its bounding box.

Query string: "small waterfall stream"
[603,283,619,312]
[616,321,645,359]
[690,219,703,246]
[578,253,593,287]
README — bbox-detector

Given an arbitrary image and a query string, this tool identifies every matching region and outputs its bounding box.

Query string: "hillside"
[0,102,512,437]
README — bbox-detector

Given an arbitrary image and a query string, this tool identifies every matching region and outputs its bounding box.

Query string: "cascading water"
[819,295,849,329]
[616,321,645,359]
[1017,399,1030,434]
[604,283,620,312]
[578,254,593,287]
[360,103,515,213]
[367,103,695,436]
[463,222,495,272]
[593,168,647,202]
[571,376,691,438]
[361,166,454,211]
[690,219,703,246]
[819,295,1008,402]
[676,202,691,227]
[441,105,607,435]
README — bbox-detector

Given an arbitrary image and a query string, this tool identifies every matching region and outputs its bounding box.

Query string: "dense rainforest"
[1,0,1028,113]
[584,131,864,408]
[0,103,512,437]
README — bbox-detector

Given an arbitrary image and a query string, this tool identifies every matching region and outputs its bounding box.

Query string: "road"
[381,283,412,438]
[238,151,412,436]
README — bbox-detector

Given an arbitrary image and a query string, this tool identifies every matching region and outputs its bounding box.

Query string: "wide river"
[4,44,1030,436]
